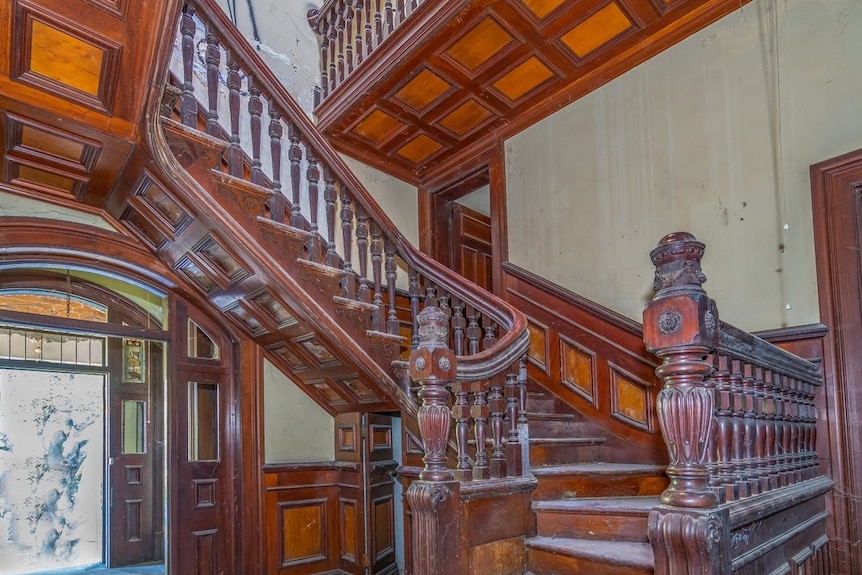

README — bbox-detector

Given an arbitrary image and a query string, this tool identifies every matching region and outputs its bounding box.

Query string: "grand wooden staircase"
[131,3,833,574]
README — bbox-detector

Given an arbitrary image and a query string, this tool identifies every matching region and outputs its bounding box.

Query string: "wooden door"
[170,303,235,575]
[811,148,862,573]
[108,339,162,566]
[450,203,493,292]
[362,413,399,575]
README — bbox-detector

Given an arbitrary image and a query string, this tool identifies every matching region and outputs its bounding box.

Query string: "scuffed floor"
[26,565,164,575]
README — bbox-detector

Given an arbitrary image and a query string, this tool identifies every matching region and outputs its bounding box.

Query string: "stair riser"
[529,444,604,467]
[528,549,653,575]
[528,420,595,438]
[533,474,668,500]
[535,511,649,542]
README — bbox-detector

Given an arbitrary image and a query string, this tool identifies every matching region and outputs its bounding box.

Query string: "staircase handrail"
[172,0,529,381]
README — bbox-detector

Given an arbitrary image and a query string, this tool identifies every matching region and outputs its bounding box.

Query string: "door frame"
[810,147,862,573]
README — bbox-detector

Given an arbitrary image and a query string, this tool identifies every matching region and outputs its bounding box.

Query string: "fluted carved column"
[644,232,726,574]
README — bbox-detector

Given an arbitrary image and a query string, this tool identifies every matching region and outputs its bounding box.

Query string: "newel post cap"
[410,306,456,381]
[644,232,718,352]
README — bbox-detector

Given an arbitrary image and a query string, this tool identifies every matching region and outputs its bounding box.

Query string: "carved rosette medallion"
[658,311,683,334]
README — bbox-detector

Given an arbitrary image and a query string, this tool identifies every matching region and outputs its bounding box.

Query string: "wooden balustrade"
[643,232,827,574]
[307,0,427,101]
[166,0,528,385]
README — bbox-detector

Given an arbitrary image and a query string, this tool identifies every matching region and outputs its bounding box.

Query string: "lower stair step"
[532,462,668,500]
[534,496,658,542]
[526,536,653,575]
[529,437,606,466]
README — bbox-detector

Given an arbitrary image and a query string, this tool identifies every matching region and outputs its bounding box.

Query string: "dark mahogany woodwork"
[643,232,832,575]
[810,147,862,573]
[309,0,756,183]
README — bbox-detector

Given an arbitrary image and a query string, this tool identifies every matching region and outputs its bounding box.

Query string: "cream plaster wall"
[215,0,321,115]
[505,0,862,332]
[263,358,334,463]
[0,192,115,231]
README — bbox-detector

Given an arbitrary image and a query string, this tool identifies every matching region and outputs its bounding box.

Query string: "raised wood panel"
[526,319,548,371]
[560,335,596,405]
[315,0,755,183]
[279,499,327,566]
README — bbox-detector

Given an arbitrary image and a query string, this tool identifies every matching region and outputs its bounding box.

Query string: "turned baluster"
[384,0,394,35]
[374,0,383,47]
[226,57,243,177]
[355,207,371,302]
[712,354,733,500]
[344,2,354,75]
[518,355,528,425]
[336,9,345,83]
[408,268,420,349]
[506,372,521,476]
[324,171,338,266]
[409,305,455,481]
[452,382,472,482]
[424,286,438,309]
[354,1,364,65]
[288,125,303,228]
[702,358,721,497]
[643,232,718,509]
[772,373,786,486]
[488,378,507,478]
[328,12,337,94]
[788,377,802,482]
[741,363,759,494]
[471,386,490,480]
[437,293,450,318]
[370,225,385,331]
[385,241,399,335]
[204,32,220,136]
[805,384,818,476]
[751,366,768,491]
[451,301,466,355]
[339,189,356,298]
[180,6,197,128]
[247,83,264,185]
[482,323,497,350]
[728,360,746,500]
[306,153,320,260]
[268,109,285,223]
[319,21,329,99]
[364,1,373,56]
[466,307,481,356]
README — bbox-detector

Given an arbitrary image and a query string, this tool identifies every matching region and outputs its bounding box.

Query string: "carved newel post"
[644,232,728,575]
[404,305,463,575]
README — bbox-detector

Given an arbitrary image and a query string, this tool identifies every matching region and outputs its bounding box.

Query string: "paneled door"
[362,413,399,575]
[170,303,235,575]
[108,340,163,567]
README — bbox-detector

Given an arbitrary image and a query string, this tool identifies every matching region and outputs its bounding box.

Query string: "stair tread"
[531,462,667,476]
[534,496,660,514]
[527,412,576,421]
[529,437,606,445]
[526,536,653,568]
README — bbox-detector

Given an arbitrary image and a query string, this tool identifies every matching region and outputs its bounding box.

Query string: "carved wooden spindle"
[180,6,197,128]
[643,232,718,509]
[451,301,466,356]
[268,109,285,223]
[741,364,760,494]
[424,286,438,309]
[385,0,394,34]
[729,359,746,500]
[288,125,303,228]
[409,305,456,481]
[318,21,329,99]
[324,171,338,266]
[482,323,497,350]
[355,207,371,302]
[408,269,420,349]
[488,378,507,478]
[452,382,472,482]
[364,1,373,56]
[385,241,399,335]
[371,224,385,331]
[335,9,345,83]
[763,369,779,488]
[306,153,320,260]
[471,385,490,480]
[343,2,353,75]
[518,355,528,425]
[374,0,383,47]
[204,32,221,136]
[248,83,265,186]
[466,306,481,356]
[712,354,733,500]
[339,189,356,298]
[772,373,787,486]
[328,12,337,93]
[226,57,243,177]
[753,366,770,491]
[505,372,521,476]
[354,1,363,65]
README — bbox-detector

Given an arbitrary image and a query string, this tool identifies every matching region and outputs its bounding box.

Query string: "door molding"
[810,147,862,573]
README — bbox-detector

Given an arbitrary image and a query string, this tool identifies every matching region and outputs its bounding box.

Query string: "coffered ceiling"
[312,0,754,184]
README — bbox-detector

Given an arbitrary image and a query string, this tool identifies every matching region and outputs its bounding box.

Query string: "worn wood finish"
[810,147,862,574]
[311,0,756,183]
[503,262,667,464]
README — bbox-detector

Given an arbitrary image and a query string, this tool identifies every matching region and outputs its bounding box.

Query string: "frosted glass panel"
[0,370,105,574]
[188,382,218,461]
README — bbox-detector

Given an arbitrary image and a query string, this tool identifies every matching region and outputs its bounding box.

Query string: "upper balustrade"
[163,0,528,410]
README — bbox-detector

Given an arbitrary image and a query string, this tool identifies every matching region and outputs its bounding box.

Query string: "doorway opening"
[0,275,169,575]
